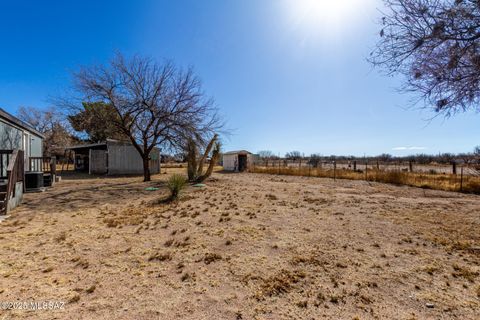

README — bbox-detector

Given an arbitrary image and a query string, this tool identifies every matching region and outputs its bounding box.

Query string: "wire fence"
[251,158,480,194]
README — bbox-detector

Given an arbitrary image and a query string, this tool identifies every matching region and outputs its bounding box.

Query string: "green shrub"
[167,174,187,201]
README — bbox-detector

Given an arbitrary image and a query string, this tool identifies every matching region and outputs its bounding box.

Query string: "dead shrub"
[204,253,222,265]
[148,251,172,262]
[452,264,478,282]
[256,269,306,298]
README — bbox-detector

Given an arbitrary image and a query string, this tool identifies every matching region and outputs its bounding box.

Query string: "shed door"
[238,155,247,172]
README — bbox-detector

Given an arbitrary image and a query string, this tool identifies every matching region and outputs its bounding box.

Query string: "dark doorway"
[238,154,247,172]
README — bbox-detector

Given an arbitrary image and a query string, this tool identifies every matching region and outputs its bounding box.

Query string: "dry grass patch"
[452,264,479,282]
[255,269,306,298]
[148,251,173,262]
[204,253,222,265]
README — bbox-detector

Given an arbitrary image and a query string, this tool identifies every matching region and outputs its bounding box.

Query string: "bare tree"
[285,151,302,160]
[308,154,322,167]
[474,146,480,163]
[70,53,222,181]
[370,0,480,115]
[18,106,59,133]
[17,106,75,157]
[258,150,274,166]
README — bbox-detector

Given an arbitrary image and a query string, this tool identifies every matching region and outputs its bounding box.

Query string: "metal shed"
[222,150,253,172]
[66,139,160,175]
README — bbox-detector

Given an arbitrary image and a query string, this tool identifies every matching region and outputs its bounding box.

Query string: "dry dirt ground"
[0,171,479,319]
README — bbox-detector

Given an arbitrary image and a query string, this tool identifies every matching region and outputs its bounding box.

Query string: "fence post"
[365,160,368,181]
[353,160,357,171]
[333,161,336,181]
[460,167,464,192]
[452,161,457,175]
[409,161,413,173]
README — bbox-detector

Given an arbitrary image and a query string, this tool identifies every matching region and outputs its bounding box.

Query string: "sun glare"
[284,0,371,40]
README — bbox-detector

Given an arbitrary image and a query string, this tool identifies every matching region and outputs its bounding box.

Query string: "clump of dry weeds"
[256,269,306,298]
[204,253,222,265]
[148,251,173,262]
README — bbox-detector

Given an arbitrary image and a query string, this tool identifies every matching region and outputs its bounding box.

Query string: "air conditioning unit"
[25,172,44,191]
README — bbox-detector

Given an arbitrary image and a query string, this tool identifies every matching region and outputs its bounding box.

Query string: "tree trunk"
[143,156,151,182]
[186,139,198,181]
[196,142,221,183]
[197,134,218,176]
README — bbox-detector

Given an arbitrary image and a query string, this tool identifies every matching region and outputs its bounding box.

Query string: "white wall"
[223,154,238,171]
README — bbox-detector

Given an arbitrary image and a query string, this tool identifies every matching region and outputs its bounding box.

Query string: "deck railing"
[29,157,56,175]
[0,150,13,179]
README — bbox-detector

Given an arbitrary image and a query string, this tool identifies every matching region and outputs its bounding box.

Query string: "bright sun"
[285,0,369,39]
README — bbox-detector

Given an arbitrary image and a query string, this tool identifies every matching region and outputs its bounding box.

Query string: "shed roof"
[223,150,252,155]
[65,141,107,151]
[65,139,160,152]
[0,108,45,139]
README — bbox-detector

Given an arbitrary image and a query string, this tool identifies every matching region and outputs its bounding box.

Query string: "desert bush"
[167,174,187,201]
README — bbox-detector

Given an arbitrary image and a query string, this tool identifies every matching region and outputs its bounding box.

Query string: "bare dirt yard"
[0,171,479,319]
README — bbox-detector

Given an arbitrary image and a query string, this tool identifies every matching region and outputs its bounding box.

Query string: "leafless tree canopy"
[370,0,480,115]
[17,106,76,157]
[285,151,302,160]
[71,53,222,181]
[257,151,274,160]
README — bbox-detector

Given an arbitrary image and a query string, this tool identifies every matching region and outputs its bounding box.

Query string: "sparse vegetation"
[166,174,187,201]
[1,170,478,319]
[256,270,306,298]
[252,166,480,194]
[204,252,222,265]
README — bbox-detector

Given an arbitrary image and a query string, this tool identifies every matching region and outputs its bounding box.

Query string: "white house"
[222,150,253,172]
[0,108,44,161]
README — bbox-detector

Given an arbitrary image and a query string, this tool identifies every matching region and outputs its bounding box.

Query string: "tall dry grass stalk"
[251,166,480,194]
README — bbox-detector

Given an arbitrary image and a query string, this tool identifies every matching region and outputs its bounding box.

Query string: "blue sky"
[0,0,478,156]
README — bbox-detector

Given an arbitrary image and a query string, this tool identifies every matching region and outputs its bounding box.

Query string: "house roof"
[0,108,45,139]
[223,150,252,155]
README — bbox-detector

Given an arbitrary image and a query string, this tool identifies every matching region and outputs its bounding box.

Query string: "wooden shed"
[222,150,252,172]
[66,139,160,175]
